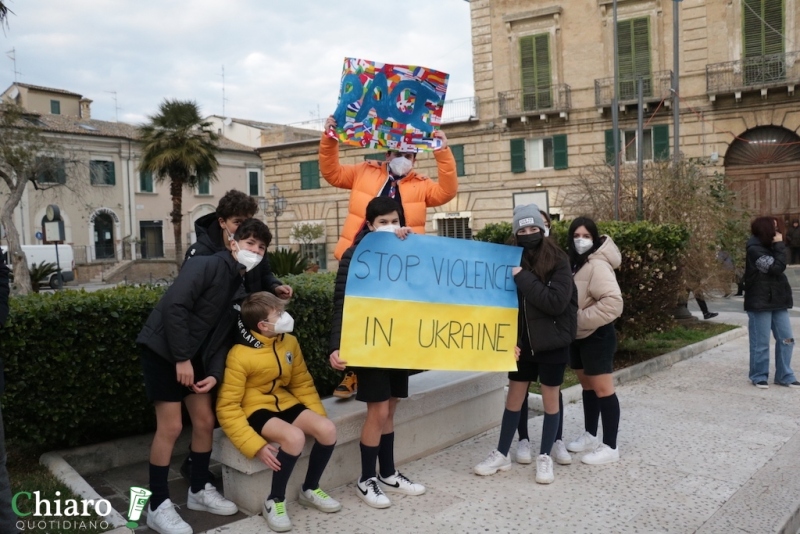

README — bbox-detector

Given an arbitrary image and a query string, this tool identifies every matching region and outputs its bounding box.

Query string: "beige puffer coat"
[573,235,624,339]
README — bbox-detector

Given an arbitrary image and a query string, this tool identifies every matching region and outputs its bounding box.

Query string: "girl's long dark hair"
[751,216,776,248]
[567,216,601,268]
[514,235,568,280]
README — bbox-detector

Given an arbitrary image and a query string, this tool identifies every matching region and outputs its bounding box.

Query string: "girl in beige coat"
[564,217,624,465]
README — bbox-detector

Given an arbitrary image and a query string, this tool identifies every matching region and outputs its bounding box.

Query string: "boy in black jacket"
[137,218,270,534]
[328,197,426,509]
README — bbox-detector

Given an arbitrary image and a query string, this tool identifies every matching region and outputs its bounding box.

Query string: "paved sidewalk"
[203,315,800,534]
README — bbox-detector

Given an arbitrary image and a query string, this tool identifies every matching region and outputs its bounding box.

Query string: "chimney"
[79,98,92,119]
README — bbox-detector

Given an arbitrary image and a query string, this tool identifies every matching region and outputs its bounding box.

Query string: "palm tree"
[139,100,219,265]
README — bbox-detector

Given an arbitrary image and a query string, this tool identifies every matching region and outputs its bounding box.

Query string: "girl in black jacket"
[474,204,577,485]
[744,216,798,389]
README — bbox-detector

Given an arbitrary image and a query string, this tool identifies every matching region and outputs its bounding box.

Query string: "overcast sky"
[0,1,474,126]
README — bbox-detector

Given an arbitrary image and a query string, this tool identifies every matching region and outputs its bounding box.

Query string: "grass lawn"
[7,444,113,534]
[529,322,737,395]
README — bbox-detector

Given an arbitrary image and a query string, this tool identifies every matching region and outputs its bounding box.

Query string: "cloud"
[0,1,474,125]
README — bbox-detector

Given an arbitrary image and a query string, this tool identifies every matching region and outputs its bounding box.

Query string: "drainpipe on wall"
[127,138,135,260]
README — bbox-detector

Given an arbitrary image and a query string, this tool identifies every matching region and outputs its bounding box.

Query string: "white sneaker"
[187,483,238,516]
[581,443,620,465]
[535,454,554,484]
[473,450,512,476]
[566,431,599,453]
[263,499,291,532]
[515,439,532,464]
[551,439,572,465]
[356,477,391,509]
[298,487,342,513]
[378,471,426,495]
[146,499,192,534]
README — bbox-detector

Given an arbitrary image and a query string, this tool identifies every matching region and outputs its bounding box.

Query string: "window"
[437,217,472,239]
[510,135,568,172]
[300,161,320,190]
[139,221,164,259]
[34,156,66,184]
[451,144,466,176]
[90,160,115,186]
[139,170,154,193]
[50,100,61,115]
[742,0,785,85]
[520,34,552,110]
[197,173,210,195]
[605,125,669,164]
[617,17,652,100]
[301,243,327,270]
[248,170,260,196]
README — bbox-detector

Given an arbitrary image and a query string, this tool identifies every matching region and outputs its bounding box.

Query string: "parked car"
[1,244,75,288]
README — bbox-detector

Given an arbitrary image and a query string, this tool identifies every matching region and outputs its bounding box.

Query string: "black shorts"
[247,404,308,434]
[570,322,617,376]
[508,361,566,387]
[140,345,205,403]
[354,368,409,403]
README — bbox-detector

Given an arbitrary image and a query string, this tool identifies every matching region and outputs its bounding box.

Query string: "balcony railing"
[497,85,572,118]
[594,70,673,108]
[706,50,800,97]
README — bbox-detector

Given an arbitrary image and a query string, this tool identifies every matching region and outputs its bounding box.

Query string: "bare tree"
[0,105,73,294]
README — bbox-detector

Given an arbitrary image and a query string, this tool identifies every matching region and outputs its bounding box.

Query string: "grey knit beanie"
[512,204,547,235]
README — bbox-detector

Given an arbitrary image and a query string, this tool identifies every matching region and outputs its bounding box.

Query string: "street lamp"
[259,184,288,246]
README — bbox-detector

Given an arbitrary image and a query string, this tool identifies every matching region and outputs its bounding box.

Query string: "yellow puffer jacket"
[216,331,326,459]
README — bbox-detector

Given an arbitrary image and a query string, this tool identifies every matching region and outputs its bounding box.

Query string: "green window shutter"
[605,129,623,165]
[520,34,551,110]
[510,139,526,173]
[249,170,259,196]
[56,160,66,184]
[106,161,116,186]
[451,144,465,176]
[553,135,568,170]
[364,153,384,161]
[300,161,320,190]
[197,173,209,194]
[743,0,784,58]
[652,124,670,161]
[140,171,153,192]
[50,100,60,115]
[617,18,652,99]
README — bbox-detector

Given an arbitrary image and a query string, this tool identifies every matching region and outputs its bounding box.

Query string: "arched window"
[725,126,800,166]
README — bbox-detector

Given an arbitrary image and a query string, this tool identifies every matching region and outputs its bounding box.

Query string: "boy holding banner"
[328,197,426,509]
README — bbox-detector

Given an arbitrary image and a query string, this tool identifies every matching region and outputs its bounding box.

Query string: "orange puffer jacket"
[319,135,458,259]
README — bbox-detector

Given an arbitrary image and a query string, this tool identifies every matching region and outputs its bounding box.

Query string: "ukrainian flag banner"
[340,232,521,372]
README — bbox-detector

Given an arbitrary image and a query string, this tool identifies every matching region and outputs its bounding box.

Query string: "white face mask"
[388,156,413,177]
[574,238,594,255]
[267,312,294,334]
[374,224,401,233]
[235,245,263,272]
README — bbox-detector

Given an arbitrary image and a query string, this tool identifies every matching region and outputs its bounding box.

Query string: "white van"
[1,244,75,288]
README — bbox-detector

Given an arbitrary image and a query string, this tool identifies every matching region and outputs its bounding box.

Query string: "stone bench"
[211,370,506,515]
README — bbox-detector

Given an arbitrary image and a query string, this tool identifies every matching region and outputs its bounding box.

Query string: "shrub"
[269,249,308,277]
[473,222,513,244]
[1,285,164,449]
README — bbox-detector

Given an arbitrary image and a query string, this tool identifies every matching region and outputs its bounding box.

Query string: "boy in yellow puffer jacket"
[217,292,340,532]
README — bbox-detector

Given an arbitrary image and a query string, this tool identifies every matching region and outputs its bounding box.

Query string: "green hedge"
[1,286,164,449]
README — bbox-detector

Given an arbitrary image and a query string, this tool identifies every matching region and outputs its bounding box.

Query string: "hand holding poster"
[330,58,449,152]
[340,233,521,372]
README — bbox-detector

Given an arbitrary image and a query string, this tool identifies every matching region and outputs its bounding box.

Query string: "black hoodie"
[744,235,793,312]
[185,212,283,294]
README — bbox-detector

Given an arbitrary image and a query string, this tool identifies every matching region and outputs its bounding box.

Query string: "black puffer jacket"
[185,213,283,295]
[744,236,793,312]
[137,250,245,381]
[515,256,578,363]
[329,227,370,353]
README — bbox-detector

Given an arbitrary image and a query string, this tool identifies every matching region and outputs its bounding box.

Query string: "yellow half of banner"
[340,297,518,372]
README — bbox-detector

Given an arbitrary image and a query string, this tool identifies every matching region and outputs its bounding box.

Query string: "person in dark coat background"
[744,216,798,389]
[786,219,800,265]
[0,251,18,533]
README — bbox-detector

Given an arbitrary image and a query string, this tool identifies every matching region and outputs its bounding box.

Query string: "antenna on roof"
[104,90,120,122]
[6,48,21,81]
[221,65,229,125]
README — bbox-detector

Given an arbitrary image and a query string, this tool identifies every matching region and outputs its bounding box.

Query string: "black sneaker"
[180,454,218,484]
[703,312,719,320]
[754,381,769,389]
[776,381,800,389]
